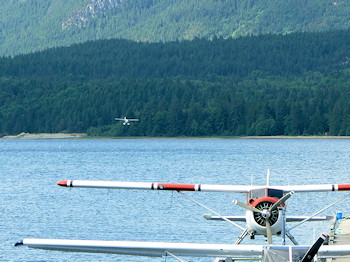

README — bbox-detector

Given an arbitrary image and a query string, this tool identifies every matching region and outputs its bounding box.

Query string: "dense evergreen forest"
[1,0,350,56]
[0,31,350,137]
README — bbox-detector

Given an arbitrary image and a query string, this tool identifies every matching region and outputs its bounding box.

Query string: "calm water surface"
[2,138,350,261]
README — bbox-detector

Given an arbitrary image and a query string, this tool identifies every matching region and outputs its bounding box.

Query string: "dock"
[327,214,350,261]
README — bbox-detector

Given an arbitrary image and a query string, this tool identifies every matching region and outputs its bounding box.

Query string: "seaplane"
[115,116,139,125]
[15,170,350,261]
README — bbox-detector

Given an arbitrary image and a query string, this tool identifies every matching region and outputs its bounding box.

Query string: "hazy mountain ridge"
[1,0,349,56]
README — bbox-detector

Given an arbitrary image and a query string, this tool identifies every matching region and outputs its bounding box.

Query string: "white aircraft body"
[16,171,350,261]
[115,117,139,125]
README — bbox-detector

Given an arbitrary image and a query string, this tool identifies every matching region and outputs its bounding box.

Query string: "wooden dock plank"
[328,217,350,261]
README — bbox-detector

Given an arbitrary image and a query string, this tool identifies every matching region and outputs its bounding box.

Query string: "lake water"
[2,138,350,261]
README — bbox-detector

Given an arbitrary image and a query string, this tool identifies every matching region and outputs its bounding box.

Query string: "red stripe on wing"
[338,184,350,191]
[157,183,196,191]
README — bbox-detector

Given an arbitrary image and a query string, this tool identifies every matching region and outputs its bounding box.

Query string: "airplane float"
[115,117,139,125]
[15,171,350,261]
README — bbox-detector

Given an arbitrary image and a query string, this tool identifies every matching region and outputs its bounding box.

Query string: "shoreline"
[238,135,350,139]
[1,132,87,139]
[2,133,350,140]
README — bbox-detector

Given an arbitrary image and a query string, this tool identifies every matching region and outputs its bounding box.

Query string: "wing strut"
[235,229,249,245]
[288,192,350,232]
[286,231,298,245]
[165,251,187,262]
[177,191,245,231]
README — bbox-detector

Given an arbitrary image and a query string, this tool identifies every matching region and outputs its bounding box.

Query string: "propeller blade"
[266,219,273,245]
[270,191,294,211]
[232,200,262,213]
[301,234,328,262]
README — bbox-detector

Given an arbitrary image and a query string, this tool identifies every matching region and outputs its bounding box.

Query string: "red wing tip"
[338,184,350,191]
[57,180,68,187]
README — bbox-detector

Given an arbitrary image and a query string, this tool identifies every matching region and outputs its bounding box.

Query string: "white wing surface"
[318,245,350,258]
[57,180,258,192]
[57,180,350,193]
[203,215,332,222]
[275,184,350,192]
[15,238,350,260]
[16,239,262,259]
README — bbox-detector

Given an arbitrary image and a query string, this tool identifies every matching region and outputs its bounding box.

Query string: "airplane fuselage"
[245,188,285,236]
[246,208,284,236]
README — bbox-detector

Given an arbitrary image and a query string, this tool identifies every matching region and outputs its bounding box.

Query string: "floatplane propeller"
[233,190,294,244]
[15,170,350,261]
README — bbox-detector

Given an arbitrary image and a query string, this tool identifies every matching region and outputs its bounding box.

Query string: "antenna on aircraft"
[266,168,270,186]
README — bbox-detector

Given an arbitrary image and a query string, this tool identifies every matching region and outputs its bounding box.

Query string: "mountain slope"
[1,0,350,56]
[1,30,349,81]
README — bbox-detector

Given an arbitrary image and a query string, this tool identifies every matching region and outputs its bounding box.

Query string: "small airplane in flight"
[15,170,350,261]
[115,117,139,125]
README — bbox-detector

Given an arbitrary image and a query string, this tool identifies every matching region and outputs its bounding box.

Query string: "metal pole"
[279,207,286,245]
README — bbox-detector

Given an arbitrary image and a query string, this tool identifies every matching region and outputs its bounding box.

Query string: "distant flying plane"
[115,117,139,125]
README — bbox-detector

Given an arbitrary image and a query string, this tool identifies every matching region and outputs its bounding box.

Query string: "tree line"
[0,31,349,137]
[1,30,349,81]
[1,72,350,137]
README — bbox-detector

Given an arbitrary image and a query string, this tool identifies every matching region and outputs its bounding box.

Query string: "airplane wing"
[286,216,333,222]
[318,245,350,258]
[204,215,247,222]
[57,180,350,193]
[262,245,350,261]
[57,180,259,193]
[15,238,262,260]
[115,118,139,121]
[274,184,350,193]
[204,215,332,222]
[15,238,350,260]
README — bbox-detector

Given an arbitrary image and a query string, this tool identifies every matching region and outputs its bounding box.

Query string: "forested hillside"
[1,0,350,56]
[1,31,349,80]
[0,31,349,137]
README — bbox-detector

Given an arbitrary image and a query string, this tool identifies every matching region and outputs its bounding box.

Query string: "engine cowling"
[250,196,283,226]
